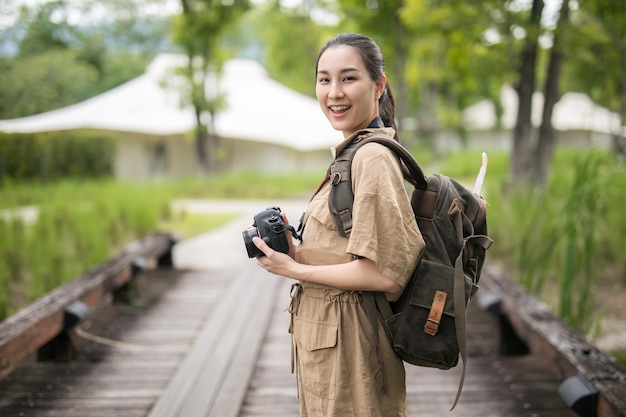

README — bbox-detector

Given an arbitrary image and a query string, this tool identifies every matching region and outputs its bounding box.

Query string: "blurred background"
[0,0,624,364]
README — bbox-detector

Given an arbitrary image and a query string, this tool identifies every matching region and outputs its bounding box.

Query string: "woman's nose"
[329,82,344,99]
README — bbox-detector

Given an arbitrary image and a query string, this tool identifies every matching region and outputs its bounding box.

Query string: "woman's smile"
[328,105,352,116]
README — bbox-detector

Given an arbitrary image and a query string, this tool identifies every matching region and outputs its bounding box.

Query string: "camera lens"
[242,228,263,258]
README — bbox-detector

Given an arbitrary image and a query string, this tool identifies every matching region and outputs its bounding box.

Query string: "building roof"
[0,54,342,151]
[462,84,622,135]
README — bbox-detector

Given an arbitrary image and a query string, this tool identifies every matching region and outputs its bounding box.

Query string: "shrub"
[0,131,115,183]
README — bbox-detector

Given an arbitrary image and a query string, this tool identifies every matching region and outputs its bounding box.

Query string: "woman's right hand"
[280,211,297,259]
[253,236,298,279]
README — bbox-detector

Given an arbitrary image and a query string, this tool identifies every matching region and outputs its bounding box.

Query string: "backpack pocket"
[388,259,477,369]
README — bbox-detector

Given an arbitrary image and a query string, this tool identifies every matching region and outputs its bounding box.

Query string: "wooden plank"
[0,267,231,417]
[206,274,279,417]
[147,262,277,417]
[481,264,626,417]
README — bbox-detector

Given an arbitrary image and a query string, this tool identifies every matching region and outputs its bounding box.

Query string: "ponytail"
[379,85,398,140]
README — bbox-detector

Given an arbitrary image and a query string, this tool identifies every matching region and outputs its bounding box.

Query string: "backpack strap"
[449,201,470,410]
[328,143,359,237]
[448,200,492,410]
[328,132,427,237]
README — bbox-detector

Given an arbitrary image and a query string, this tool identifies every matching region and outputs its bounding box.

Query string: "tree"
[16,1,75,57]
[0,50,98,118]
[510,0,544,185]
[564,0,626,156]
[0,2,99,118]
[332,0,413,131]
[0,0,168,119]
[401,0,513,146]
[530,0,571,186]
[172,0,250,174]
[245,0,327,97]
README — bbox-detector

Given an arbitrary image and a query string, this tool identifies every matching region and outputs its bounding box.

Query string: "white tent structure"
[0,54,342,179]
[449,85,622,152]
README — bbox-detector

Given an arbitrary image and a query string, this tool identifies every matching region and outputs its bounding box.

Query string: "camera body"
[242,207,291,258]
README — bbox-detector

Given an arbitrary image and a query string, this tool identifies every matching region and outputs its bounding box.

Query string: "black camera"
[242,207,299,258]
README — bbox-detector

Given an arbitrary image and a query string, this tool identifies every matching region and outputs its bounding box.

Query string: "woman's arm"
[252,236,402,295]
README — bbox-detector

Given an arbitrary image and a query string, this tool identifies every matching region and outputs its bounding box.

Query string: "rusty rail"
[479,264,626,417]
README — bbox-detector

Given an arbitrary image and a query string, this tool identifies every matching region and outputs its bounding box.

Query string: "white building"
[0,54,343,180]
[435,85,623,152]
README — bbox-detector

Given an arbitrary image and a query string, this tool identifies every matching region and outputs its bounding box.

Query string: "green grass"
[485,149,626,336]
[0,172,323,319]
[610,349,626,367]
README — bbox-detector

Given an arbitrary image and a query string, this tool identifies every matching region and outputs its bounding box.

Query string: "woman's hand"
[280,211,297,259]
[253,236,298,278]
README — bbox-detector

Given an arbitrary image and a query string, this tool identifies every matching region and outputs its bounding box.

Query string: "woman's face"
[316,45,386,138]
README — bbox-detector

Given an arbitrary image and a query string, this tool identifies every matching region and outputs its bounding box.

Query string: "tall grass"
[0,172,323,319]
[0,179,172,318]
[483,149,625,334]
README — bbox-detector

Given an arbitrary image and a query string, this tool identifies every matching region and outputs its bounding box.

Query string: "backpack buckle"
[331,172,342,185]
[448,199,465,215]
[424,290,447,336]
[354,132,374,143]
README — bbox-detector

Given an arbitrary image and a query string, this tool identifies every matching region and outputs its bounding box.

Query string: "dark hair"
[316,33,397,139]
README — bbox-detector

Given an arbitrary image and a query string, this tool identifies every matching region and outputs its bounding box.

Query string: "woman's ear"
[375,74,387,100]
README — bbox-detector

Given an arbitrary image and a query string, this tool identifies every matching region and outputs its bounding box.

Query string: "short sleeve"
[345,143,425,298]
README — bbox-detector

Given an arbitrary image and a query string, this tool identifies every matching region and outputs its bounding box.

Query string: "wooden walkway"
[241,279,579,417]
[0,206,582,417]
[0,266,581,417]
[0,267,234,417]
[0,266,578,417]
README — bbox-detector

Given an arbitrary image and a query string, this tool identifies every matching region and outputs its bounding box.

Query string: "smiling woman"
[249,33,424,417]
[315,34,398,140]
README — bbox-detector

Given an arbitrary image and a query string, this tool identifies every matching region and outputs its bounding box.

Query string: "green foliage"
[0,132,115,182]
[436,150,508,179]
[562,4,625,113]
[245,0,326,97]
[0,171,323,319]
[16,0,76,57]
[0,50,99,118]
[163,171,324,200]
[398,0,515,131]
[486,149,625,334]
[0,1,161,119]
[612,349,626,367]
[0,179,172,319]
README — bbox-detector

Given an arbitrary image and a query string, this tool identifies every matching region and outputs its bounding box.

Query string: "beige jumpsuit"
[292,128,425,417]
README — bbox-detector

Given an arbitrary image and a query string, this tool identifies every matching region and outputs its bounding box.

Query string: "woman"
[253,33,424,417]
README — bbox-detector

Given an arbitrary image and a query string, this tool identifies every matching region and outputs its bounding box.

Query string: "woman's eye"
[318,77,329,84]
[343,76,356,82]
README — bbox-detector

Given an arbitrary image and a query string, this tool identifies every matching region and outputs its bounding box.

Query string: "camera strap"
[287,223,302,241]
